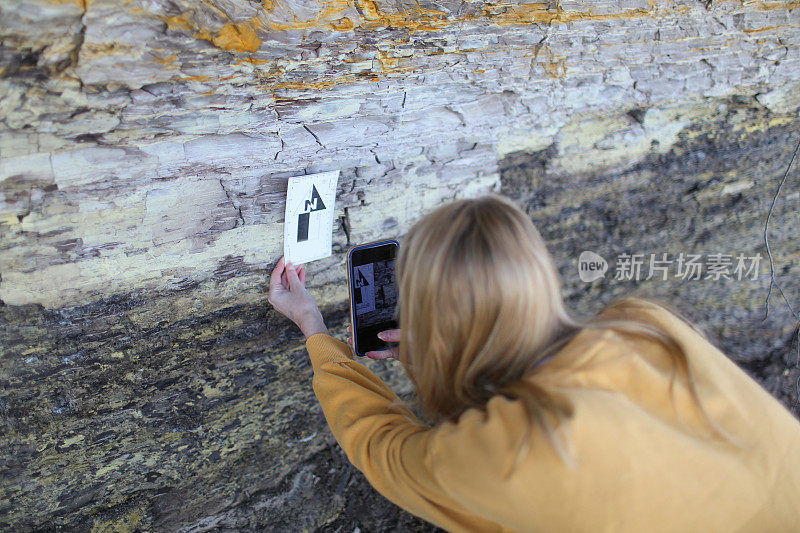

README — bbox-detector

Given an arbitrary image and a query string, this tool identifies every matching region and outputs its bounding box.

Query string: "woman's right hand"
[348,326,401,360]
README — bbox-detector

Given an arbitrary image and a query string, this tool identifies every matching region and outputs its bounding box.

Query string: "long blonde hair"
[396,195,735,472]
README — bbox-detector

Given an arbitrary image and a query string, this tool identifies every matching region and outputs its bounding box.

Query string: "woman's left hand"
[268,256,328,339]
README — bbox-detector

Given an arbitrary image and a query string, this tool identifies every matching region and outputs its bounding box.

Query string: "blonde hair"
[396,195,736,473]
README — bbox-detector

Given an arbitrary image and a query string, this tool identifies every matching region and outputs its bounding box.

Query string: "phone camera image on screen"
[349,241,399,355]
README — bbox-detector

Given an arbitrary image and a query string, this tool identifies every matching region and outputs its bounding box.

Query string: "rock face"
[1,0,799,530]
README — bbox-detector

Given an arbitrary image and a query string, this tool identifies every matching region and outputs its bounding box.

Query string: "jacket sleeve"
[305,333,505,532]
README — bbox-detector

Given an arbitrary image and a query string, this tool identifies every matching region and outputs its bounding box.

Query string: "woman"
[268,195,800,532]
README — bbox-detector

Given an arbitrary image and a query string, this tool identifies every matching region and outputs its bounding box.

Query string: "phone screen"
[349,240,399,355]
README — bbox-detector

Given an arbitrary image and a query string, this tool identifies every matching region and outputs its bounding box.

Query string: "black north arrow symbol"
[354,268,369,305]
[297,185,327,242]
[354,269,369,288]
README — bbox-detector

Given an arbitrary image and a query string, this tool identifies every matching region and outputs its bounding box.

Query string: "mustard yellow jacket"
[306,300,800,532]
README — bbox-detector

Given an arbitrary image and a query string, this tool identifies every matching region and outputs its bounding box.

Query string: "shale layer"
[1,0,799,530]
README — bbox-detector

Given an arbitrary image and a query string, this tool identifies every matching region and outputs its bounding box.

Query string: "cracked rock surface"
[1,0,799,530]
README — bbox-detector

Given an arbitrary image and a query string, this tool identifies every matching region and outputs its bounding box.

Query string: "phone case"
[346,238,399,357]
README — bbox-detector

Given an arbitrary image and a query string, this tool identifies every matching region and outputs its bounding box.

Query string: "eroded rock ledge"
[1,0,799,530]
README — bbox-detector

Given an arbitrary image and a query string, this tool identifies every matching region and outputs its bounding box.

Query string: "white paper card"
[353,263,375,315]
[283,170,339,265]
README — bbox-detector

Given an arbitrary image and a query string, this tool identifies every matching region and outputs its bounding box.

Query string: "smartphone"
[347,239,400,357]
